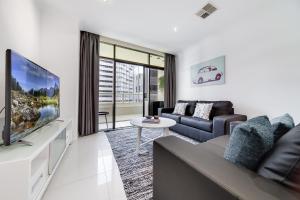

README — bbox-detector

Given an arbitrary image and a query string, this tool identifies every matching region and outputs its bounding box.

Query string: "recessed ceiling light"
[173,27,178,32]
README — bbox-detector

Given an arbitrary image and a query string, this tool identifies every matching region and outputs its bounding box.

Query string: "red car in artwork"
[193,66,223,84]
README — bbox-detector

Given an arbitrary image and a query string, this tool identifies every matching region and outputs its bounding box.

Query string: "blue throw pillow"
[271,114,294,142]
[224,116,274,170]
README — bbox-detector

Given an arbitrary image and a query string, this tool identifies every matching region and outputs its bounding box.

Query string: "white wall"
[0,0,40,122]
[0,1,80,140]
[39,8,80,140]
[176,1,300,123]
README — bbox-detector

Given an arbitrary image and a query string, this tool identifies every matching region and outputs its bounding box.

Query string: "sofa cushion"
[161,113,181,123]
[271,113,295,142]
[224,116,273,170]
[257,124,300,190]
[193,103,214,120]
[177,100,197,116]
[198,101,233,119]
[181,116,213,132]
[173,103,188,115]
[154,136,300,200]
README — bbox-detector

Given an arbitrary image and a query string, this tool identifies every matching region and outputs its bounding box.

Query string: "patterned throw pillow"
[193,103,213,120]
[271,113,295,142]
[173,103,188,115]
[224,116,274,170]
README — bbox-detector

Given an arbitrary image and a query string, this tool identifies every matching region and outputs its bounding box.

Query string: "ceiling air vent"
[196,3,217,19]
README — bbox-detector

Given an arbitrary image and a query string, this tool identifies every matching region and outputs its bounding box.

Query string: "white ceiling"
[37,0,270,53]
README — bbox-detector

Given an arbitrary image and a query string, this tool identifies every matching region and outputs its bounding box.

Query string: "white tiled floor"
[99,121,132,130]
[99,114,142,130]
[42,132,127,200]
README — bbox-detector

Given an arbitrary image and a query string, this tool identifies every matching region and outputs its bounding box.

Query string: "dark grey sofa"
[158,100,247,142]
[153,135,300,200]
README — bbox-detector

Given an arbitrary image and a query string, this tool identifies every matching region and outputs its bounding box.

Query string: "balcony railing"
[99,93,143,104]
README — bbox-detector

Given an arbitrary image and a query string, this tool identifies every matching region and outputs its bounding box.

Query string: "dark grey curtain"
[78,31,99,136]
[164,54,176,108]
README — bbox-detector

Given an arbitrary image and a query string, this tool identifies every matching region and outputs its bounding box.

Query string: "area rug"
[106,128,198,200]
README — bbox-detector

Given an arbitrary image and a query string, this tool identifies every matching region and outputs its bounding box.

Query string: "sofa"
[153,124,300,200]
[158,100,247,142]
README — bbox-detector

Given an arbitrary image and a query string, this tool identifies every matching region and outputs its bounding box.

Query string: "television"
[3,50,60,145]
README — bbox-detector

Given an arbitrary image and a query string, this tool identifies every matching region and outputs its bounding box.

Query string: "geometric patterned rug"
[106,128,198,200]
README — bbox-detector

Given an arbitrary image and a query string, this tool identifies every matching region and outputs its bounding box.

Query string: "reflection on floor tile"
[42,132,127,200]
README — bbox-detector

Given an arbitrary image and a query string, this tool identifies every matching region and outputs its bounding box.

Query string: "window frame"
[99,42,165,129]
[99,42,165,70]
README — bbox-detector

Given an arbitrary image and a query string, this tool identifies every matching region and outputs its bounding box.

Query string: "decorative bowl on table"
[145,116,152,119]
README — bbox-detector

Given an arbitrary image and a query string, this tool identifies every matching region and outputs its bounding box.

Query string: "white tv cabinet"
[0,119,72,200]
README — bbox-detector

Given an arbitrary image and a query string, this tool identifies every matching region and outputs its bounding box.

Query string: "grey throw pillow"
[271,113,294,142]
[224,116,274,170]
[193,103,213,120]
[173,103,188,115]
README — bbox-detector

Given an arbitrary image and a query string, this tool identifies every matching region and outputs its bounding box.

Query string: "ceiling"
[37,0,270,53]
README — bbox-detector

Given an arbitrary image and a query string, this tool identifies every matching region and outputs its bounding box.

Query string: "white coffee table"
[130,117,176,153]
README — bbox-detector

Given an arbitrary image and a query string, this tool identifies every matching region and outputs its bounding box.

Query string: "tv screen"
[3,50,60,145]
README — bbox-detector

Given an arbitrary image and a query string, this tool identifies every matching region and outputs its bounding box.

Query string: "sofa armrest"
[230,121,245,135]
[158,107,174,116]
[153,136,300,200]
[213,114,247,137]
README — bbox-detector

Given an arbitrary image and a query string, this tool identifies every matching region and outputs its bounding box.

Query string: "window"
[115,46,148,65]
[99,43,114,58]
[99,42,165,68]
[99,58,114,103]
[115,62,143,103]
[150,54,165,68]
[99,40,165,128]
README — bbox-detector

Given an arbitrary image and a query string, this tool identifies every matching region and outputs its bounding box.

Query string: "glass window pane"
[147,68,164,115]
[100,42,114,58]
[150,55,165,68]
[115,62,143,126]
[99,58,114,130]
[116,46,148,65]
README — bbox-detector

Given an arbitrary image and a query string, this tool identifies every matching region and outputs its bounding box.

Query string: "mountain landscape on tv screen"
[10,52,60,140]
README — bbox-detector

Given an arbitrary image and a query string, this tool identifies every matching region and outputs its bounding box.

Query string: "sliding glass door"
[149,68,164,115]
[99,41,165,130]
[144,68,164,116]
[115,62,144,128]
[99,58,114,130]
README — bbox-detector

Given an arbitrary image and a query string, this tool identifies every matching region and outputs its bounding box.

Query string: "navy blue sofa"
[158,100,247,142]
